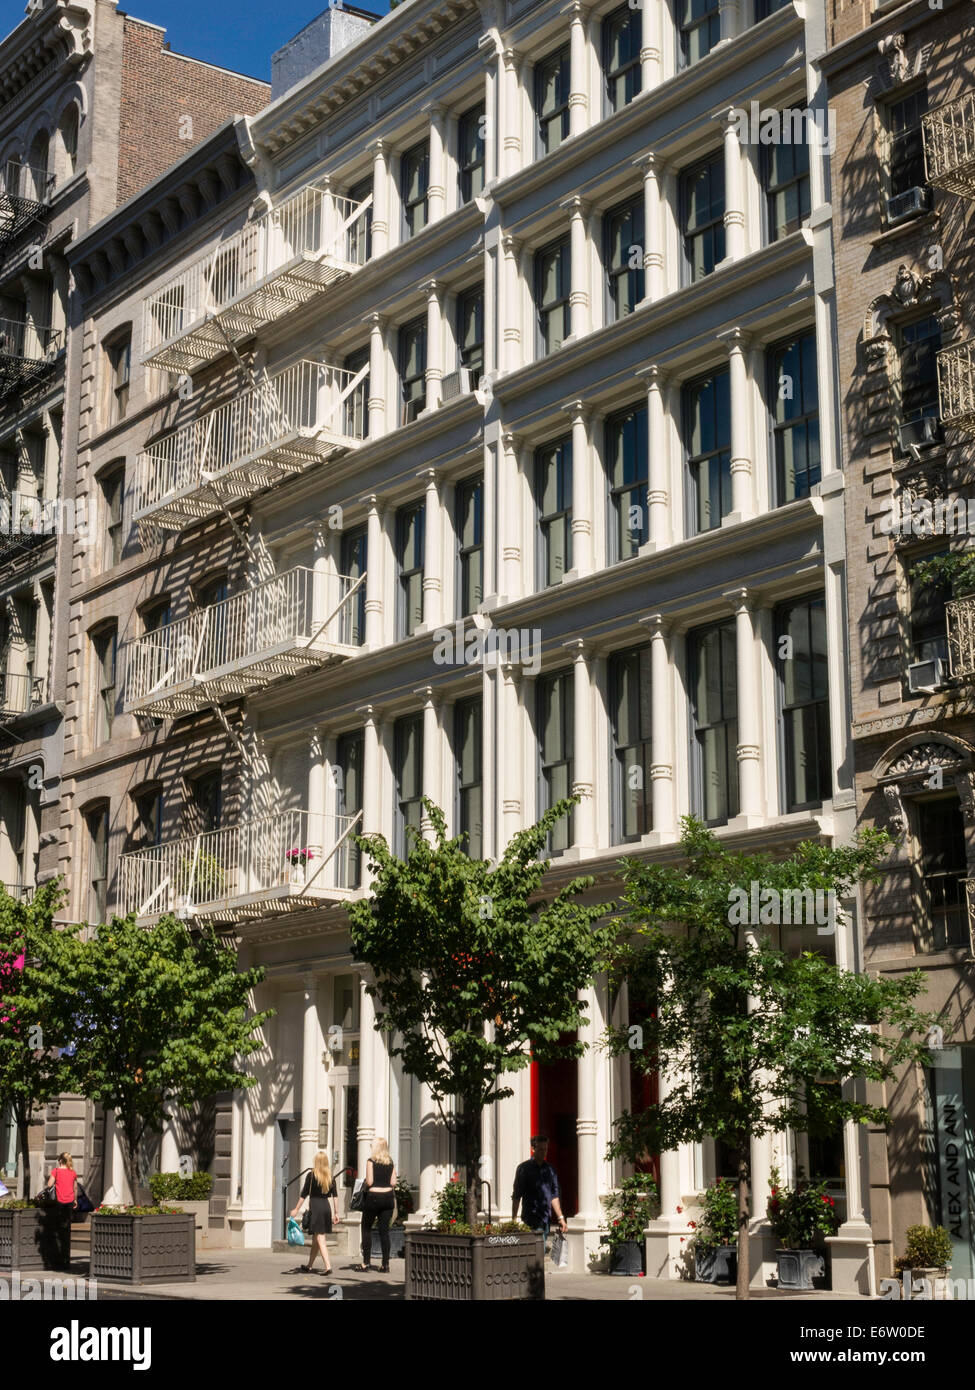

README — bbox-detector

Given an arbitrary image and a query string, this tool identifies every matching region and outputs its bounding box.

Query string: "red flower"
[675,1205,682,1213]
[688,1220,697,1229]
[638,1271,645,1276]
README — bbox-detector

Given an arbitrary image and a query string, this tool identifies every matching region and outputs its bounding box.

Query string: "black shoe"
[379,1264,390,1273]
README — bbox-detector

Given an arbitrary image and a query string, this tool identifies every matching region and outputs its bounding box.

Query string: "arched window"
[57,106,79,182]
[28,131,50,200]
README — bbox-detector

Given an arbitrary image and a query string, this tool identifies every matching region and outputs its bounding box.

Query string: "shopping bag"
[286,1216,305,1246]
[76,1184,94,1214]
[550,1230,569,1269]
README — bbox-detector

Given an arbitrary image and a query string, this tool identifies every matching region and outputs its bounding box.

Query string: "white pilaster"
[367,313,388,438]
[565,639,594,854]
[637,153,665,303]
[423,280,443,412]
[565,196,590,340]
[501,48,522,176]
[357,975,377,1177]
[637,363,670,548]
[567,2,590,137]
[726,587,763,826]
[419,469,442,631]
[500,662,523,850]
[564,400,592,577]
[427,105,447,222]
[370,140,389,257]
[500,430,522,600]
[300,974,321,1179]
[642,613,676,841]
[501,233,522,372]
[364,495,384,649]
[722,109,746,262]
[418,686,440,841]
[640,0,661,89]
[307,728,327,864]
[720,326,754,524]
[575,984,599,1224]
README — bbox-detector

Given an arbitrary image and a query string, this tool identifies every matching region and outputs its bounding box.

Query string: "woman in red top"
[45,1152,79,1267]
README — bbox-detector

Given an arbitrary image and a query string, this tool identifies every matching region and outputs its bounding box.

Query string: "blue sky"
[1,0,391,83]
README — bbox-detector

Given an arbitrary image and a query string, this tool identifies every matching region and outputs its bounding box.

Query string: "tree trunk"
[16,1112,31,1199]
[121,1118,142,1205]
[736,1147,750,1301]
[461,1104,482,1228]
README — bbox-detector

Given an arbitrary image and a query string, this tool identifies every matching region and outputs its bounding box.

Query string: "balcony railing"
[118,808,362,922]
[134,359,365,530]
[923,95,975,198]
[141,183,373,371]
[0,160,54,248]
[946,595,975,679]
[0,882,34,902]
[121,565,365,716]
[937,342,975,436]
[0,317,62,396]
[0,671,43,719]
[964,881,975,956]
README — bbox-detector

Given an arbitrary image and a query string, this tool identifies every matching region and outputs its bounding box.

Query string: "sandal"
[379,1264,390,1273]
[352,1263,372,1272]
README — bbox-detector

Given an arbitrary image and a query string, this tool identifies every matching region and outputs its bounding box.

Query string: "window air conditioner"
[886,187,930,226]
[441,367,472,402]
[898,416,942,453]
[908,657,946,693]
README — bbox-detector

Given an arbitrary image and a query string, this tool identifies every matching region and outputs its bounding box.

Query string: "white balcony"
[118,808,362,924]
[141,183,372,371]
[937,342,975,436]
[0,671,42,719]
[122,565,365,717]
[947,595,975,680]
[134,359,365,530]
[0,160,53,247]
[0,317,62,397]
[923,94,975,198]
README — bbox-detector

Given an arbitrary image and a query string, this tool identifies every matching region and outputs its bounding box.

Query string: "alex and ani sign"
[932,1050,973,1281]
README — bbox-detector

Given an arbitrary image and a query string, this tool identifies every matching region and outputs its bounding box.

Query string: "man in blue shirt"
[511,1135,567,1242]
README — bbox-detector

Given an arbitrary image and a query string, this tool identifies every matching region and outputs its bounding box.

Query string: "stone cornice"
[0,0,93,112]
[818,0,966,78]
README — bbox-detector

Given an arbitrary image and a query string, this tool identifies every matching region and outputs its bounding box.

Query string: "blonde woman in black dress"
[290,1150,339,1275]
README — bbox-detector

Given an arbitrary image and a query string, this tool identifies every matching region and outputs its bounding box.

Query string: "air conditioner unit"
[441,367,472,402]
[886,186,930,226]
[908,657,946,693]
[898,415,942,453]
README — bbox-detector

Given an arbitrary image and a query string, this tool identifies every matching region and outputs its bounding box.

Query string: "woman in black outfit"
[355,1137,396,1273]
[290,1150,339,1275]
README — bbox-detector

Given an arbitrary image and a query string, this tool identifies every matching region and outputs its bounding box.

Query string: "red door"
[530,1044,578,1217]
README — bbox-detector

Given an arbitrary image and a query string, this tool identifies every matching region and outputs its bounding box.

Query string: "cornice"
[0,0,94,111]
[818,0,966,77]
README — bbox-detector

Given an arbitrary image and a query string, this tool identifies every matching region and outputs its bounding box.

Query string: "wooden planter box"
[405,1230,544,1301]
[0,1207,71,1272]
[89,1213,196,1284]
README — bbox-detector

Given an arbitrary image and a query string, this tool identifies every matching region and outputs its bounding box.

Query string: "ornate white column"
[564,400,592,577]
[500,431,522,599]
[719,0,742,44]
[722,110,746,262]
[479,33,499,185]
[566,639,594,854]
[638,364,671,548]
[575,984,599,1224]
[501,233,522,372]
[370,139,389,257]
[357,973,377,1178]
[160,1116,180,1173]
[637,153,665,302]
[500,662,523,850]
[726,587,763,823]
[418,686,440,842]
[419,469,443,630]
[567,1,590,137]
[300,974,322,1180]
[565,196,590,340]
[427,105,447,222]
[720,327,754,522]
[367,312,387,438]
[643,613,675,840]
[640,0,661,89]
[482,434,497,602]
[424,280,443,412]
[307,727,327,866]
[357,703,383,868]
[501,48,521,176]
[361,495,385,650]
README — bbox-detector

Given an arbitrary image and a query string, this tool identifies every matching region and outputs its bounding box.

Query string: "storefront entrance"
[531,1051,578,1217]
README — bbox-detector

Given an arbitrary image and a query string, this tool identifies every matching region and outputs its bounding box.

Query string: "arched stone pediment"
[873,732,975,783]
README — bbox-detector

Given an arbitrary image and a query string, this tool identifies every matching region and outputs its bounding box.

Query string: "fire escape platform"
[135,881,356,926]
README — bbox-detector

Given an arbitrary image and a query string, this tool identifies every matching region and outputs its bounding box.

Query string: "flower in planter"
[688,1178,739,1256]
[599,1173,659,1251]
[286,848,316,864]
[766,1167,840,1249]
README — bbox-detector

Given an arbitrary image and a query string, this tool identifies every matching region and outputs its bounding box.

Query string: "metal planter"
[776,1247,826,1290]
[608,1240,645,1275]
[0,1206,71,1272]
[694,1244,738,1284]
[89,1213,196,1284]
[405,1230,544,1301]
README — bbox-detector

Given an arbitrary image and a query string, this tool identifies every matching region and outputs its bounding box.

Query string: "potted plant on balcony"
[174,852,226,910]
[599,1173,658,1275]
[689,1178,739,1284]
[89,1203,196,1284]
[767,1167,840,1290]
[894,1224,953,1300]
[0,1196,71,1273]
[285,847,315,888]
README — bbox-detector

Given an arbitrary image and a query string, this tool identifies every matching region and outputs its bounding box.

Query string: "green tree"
[0,882,82,1198]
[605,818,938,1300]
[63,914,271,1199]
[347,798,606,1226]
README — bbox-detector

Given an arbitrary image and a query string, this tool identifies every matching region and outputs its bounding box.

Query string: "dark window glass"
[765,135,811,242]
[343,345,370,439]
[142,599,170,634]
[134,789,162,849]
[610,646,652,842]
[347,177,373,265]
[102,467,124,568]
[684,370,732,534]
[770,331,820,504]
[457,287,484,384]
[679,0,720,68]
[606,405,648,561]
[394,714,423,857]
[86,805,109,923]
[887,87,929,199]
[335,731,364,888]
[910,559,950,665]
[605,197,645,322]
[536,48,571,155]
[916,796,968,951]
[535,237,570,355]
[340,527,367,646]
[535,438,572,587]
[756,0,791,13]
[603,5,642,113]
[537,670,574,853]
[190,770,222,834]
[397,501,425,638]
[458,106,486,202]
[399,317,427,425]
[109,336,131,423]
[689,622,739,825]
[455,697,482,860]
[681,155,725,282]
[776,595,831,812]
[456,476,483,618]
[93,624,117,745]
[401,141,429,238]
[898,315,942,429]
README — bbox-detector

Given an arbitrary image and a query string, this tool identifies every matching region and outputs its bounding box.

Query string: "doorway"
[273,1116,299,1242]
[531,1049,578,1216]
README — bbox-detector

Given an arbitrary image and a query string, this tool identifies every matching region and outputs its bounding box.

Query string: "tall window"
[536,47,571,155]
[457,286,484,384]
[397,501,425,638]
[681,155,725,282]
[769,331,820,504]
[101,465,124,568]
[399,317,427,425]
[189,769,222,834]
[896,315,942,445]
[456,476,483,618]
[909,560,950,666]
[59,105,79,180]
[92,623,117,746]
[536,438,572,587]
[458,106,485,203]
[347,177,373,265]
[603,5,642,113]
[394,714,423,857]
[537,671,574,853]
[605,197,645,322]
[606,404,648,561]
[884,87,929,207]
[684,369,731,534]
[679,0,720,68]
[776,595,831,812]
[765,135,811,241]
[610,646,652,842]
[916,795,968,951]
[401,141,429,239]
[689,622,739,825]
[107,334,131,424]
[340,527,367,646]
[335,731,364,888]
[535,237,570,355]
[454,697,482,860]
[141,597,171,634]
[343,345,370,439]
[86,804,109,923]
[133,787,162,849]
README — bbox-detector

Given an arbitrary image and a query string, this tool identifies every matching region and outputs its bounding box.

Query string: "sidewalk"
[67,1248,872,1301]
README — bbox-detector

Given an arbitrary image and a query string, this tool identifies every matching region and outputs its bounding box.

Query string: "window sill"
[870,209,939,248]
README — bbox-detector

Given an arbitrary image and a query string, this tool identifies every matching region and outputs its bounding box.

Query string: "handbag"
[349,1178,366,1213]
[301,1209,311,1232]
[286,1216,305,1246]
[37,1183,56,1205]
[76,1184,94,1214]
